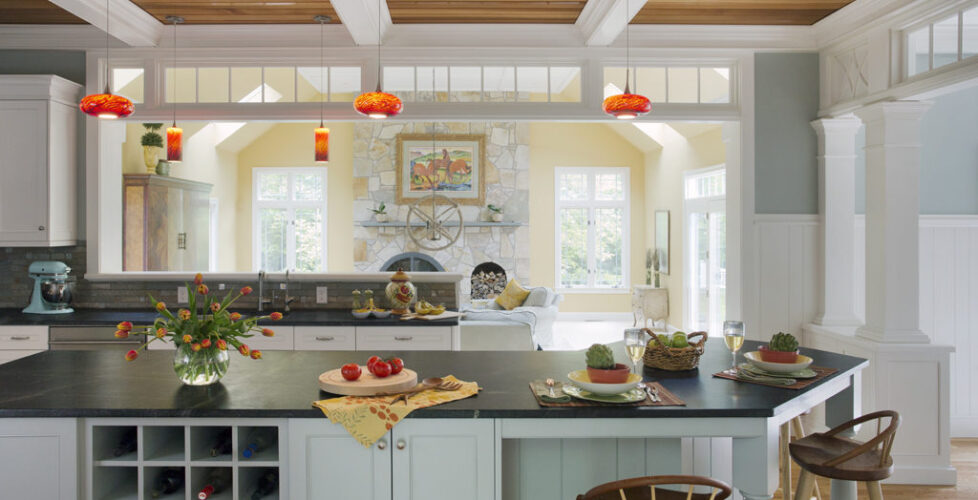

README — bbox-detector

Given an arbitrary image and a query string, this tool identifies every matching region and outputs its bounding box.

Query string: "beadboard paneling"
[753,215,820,341]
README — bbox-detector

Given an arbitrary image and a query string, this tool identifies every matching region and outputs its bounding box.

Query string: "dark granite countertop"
[0,308,459,327]
[0,340,866,419]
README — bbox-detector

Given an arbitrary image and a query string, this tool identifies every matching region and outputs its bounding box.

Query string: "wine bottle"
[208,428,233,457]
[250,470,279,500]
[112,428,137,457]
[150,468,184,498]
[197,469,229,500]
[241,428,276,459]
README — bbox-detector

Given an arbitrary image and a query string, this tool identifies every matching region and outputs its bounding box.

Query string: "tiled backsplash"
[0,245,458,310]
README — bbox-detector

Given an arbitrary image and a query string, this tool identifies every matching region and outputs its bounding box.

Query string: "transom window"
[252,168,327,272]
[383,65,582,103]
[603,66,732,104]
[904,4,978,78]
[555,167,630,290]
[165,65,361,103]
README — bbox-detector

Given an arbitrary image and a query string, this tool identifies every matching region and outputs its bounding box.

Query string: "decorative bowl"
[568,369,642,396]
[758,345,800,363]
[586,363,632,383]
[745,351,813,373]
[351,310,371,319]
[371,309,391,319]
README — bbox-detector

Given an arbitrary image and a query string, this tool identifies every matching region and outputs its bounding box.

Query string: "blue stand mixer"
[23,261,74,314]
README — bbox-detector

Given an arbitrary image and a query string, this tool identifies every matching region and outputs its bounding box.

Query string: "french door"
[684,167,726,334]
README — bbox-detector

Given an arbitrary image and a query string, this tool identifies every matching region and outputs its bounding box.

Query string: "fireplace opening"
[380,252,445,272]
[471,262,507,300]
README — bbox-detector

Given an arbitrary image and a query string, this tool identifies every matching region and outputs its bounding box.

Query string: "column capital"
[854,100,933,125]
[810,116,863,137]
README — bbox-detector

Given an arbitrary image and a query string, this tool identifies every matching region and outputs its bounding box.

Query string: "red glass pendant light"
[603,0,650,120]
[79,0,134,119]
[314,15,331,163]
[354,0,402,119]
[315,126,329,163]
[166,16,184,163]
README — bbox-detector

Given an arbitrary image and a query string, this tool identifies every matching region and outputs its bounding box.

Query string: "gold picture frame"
[395,133,487,206]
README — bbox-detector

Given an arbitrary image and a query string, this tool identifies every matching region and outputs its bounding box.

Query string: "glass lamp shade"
[315,127,329,163]
[166,126,183,162]
[602,93,652,120]
[354,90,403,119]
[79,92,134,119]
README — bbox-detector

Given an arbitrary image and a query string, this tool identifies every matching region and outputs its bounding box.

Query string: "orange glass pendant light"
[603,0,650,120]
[166,16,183,163]
[315,126,329,163]
[354,0,402,119]
[79,0,134,119]
[314,15,331,163]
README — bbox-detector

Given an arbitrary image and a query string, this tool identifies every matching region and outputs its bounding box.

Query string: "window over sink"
[252,168,327,272]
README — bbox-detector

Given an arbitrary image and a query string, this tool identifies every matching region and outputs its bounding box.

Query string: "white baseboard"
[886,465,957,486]
[951,416,978,438]
[556,312,634,322]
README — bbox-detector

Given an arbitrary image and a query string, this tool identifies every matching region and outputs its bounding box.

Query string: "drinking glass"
[624,328,647,380]
[723,320,745,374]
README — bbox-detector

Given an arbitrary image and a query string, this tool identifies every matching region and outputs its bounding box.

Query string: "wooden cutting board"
[399,311,465,321]
[318,366,418,396]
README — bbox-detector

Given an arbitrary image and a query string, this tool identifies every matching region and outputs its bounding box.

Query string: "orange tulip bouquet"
[118,273,283,386]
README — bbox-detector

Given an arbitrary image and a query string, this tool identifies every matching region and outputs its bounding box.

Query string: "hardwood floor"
[773,438,978,499]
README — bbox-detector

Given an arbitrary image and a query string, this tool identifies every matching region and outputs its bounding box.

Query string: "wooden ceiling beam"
[330,0,391,45]
[577,0,646,46]
[633,7,843,25]
[49,0,164,46]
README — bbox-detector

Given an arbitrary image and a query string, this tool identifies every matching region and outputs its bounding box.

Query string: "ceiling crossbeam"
[330,0,392,46]
[48,0,163,47]
[577,0,647,46]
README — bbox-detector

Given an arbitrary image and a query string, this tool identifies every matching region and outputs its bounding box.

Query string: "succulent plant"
[585,343,616,369]
[769,332,799,352]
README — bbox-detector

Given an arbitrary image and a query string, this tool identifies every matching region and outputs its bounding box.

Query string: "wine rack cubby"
[85,419,286,500]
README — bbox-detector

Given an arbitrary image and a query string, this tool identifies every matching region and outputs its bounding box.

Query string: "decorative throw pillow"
[495,279,531,310]
[522,287,551,308]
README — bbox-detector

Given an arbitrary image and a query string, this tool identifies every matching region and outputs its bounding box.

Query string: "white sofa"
[459,287,563,350]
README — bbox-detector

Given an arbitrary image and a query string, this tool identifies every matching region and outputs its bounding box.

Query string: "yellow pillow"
[495,279,531,310]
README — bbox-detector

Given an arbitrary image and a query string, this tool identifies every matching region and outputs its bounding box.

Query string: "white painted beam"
[48,0,163,47]
[576,0,646,47]
[330,0,392,46]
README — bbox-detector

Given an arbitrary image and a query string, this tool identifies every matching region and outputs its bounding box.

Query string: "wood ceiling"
[0,0,856,26]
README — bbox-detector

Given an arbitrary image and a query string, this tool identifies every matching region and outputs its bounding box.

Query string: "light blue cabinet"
[289,419,392,500]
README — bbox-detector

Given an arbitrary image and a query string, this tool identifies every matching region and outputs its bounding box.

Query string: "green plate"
[739,363,817,379]
[563,385,647,404]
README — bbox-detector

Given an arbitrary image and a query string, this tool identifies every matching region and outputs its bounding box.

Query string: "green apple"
[657,334,671,347]
[671,332,689,348]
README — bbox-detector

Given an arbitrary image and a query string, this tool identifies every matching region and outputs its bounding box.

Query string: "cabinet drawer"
[355,327,453,351]
[0,326,48,350]
[294,327,356,350]
[0,350,44,364]
[247,326,294,351]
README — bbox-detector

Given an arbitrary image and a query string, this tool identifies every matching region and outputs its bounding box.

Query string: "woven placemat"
[529,380,685,407]
[712,366,838,390]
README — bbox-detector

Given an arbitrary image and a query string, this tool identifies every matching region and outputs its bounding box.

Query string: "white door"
[392,419,495,500]
[288,419,391,500]
[0,101,49,244]
[684,167,726,334]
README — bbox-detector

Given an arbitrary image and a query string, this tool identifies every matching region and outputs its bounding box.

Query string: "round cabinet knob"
[38,226,45,231]
[396,439,406,450]
[376,439,387,450]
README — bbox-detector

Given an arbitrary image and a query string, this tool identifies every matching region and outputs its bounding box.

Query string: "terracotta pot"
[758,345,800,363]
[586,363,631,383]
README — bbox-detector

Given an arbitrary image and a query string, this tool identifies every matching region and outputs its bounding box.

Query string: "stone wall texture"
[352,122,531,298]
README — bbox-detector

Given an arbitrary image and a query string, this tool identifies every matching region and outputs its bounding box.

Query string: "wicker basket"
[642,328,708,371]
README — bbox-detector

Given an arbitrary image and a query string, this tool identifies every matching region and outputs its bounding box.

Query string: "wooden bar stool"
[780,416,822,500]
[576,474,732,500]
[790,410,900,500]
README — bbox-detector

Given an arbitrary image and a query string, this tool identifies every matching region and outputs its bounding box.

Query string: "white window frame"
[251,167,328,272]
[554,167,630,293]
[683,164,726,332]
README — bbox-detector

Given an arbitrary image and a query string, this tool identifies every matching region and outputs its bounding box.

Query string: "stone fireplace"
[470,262,507,300]
[381,252,444,272]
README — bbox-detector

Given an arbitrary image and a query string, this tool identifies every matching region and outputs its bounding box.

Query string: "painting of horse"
[396,133,486,206]
[408,147,474,192]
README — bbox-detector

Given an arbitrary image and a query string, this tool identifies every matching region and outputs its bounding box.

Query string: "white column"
[854,101,932,344]
[811,117,862,326]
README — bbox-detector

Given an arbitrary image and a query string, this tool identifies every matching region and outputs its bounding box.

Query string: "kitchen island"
[0,341,867,500]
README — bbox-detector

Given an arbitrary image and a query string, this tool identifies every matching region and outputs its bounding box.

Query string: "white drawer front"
[355,327,453,351]
[0,326,48,350]
[294,326,356,350]
[245,326,294,351]
[0,350,44,364]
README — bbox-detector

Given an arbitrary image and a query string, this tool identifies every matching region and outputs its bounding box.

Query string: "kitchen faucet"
[257,270,272,313]
[284,269,296,313]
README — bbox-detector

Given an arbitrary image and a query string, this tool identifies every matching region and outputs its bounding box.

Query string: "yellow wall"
[236,122,354,272]
[644,126,726,327]
[529,122,647,312]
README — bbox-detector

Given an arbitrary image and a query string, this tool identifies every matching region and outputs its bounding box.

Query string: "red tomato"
[366,355,381,374]
[372,361,391,378]
[387,357,404,375]
[341,363,361,381]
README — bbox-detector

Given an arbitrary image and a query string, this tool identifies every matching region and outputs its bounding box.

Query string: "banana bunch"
[414,299,446,316]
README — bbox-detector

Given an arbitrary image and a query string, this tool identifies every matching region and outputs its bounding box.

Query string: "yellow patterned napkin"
[312,375,479,447]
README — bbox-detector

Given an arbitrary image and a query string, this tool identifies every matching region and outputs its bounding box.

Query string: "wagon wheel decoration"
[406,177,464,251]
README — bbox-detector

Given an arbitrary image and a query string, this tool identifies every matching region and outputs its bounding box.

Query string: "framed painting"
[395,133,486,205]
[655,210,670,275]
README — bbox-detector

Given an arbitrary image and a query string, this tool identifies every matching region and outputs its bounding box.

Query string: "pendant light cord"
[624,0,631,94]
[376,0,382,92]
[320,16,325,127]
[104,0,110,93]
[172,18,177,127]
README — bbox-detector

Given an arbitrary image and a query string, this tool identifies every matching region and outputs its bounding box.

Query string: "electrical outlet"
[177,287,188,304]
[279,283,287,290]
[316,286,329,304]
[218,283,226,290]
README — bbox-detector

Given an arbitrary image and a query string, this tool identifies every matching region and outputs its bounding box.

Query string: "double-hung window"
[555,167,630,290]
[252,168,327,272]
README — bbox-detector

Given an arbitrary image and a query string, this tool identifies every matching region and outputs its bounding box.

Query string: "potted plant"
[141,123,164,173]
[758,332,800,363]
[370,202,389,223]
[585,343,630,383]
[487,204,504,222]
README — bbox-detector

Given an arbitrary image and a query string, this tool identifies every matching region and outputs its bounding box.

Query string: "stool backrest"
[577,474,732,500]
[822,410,901,468]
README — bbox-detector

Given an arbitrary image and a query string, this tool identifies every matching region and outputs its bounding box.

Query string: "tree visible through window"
[252,168,327,272]
[555,168,629,290]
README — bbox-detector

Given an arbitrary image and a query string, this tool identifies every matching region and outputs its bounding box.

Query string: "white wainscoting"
[755,214,978,437]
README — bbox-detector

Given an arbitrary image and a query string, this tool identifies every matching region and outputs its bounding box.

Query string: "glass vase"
[173,344,230,386]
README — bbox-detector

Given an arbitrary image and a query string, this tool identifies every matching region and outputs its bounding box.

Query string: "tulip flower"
[191,343,202,352]
[114,330,129,339]
[182,334,193,344]
[197,284,209,295]
[216,339,228,351]
[178,309,191,320]
[238,344,250,356]
[262,328,275,337]
[194,273,204,285]
[241,286,253,296]
[229,312,242,321]
[155,328,167,339]
[125,350,138,361]
[269,312,283,321]
[250,350,263,360]
[201,339,212,348]
[116,321,133,332]
[210,302,220,313]
[155,301,167,312]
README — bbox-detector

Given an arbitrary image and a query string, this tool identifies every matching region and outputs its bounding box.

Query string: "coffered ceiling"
[0,0,85,24]
[129,0,341,25]
[633,1,856,25]
[388,1,589,24]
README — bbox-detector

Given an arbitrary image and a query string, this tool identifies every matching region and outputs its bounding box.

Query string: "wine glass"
[723,320,745,375]
[624,328,647,386]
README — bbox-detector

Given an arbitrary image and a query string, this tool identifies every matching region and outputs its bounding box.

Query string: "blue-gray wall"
[754,52,820,214]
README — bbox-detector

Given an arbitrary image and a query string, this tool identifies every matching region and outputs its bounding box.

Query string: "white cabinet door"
[246,326,294,350]
[0,419,78,500]
[392,419,495,500]
[289,419,391,500]
[356,326,453,351]
[294,326,356,350]
[0,101,49,245]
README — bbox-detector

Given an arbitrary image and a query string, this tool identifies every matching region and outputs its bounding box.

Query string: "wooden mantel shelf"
[359,221,525,228]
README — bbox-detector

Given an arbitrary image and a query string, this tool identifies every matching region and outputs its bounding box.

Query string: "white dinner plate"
[744,351,813,373]
[567,370,642,396]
